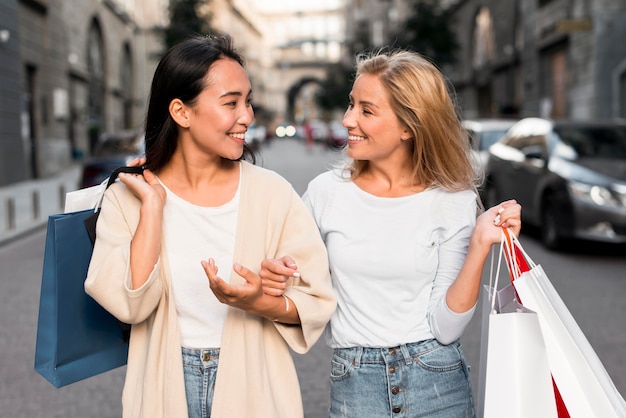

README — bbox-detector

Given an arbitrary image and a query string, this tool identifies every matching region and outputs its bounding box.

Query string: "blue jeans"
[182,347,220,418]
[329,339,475,418]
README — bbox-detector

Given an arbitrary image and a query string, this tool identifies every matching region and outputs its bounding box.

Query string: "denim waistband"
[333,339,458,367]
[181,347,220,365]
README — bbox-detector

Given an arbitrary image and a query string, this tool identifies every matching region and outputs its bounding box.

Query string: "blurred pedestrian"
[304,120,315,151]
[262,48,521,417]
[85,34,335,418]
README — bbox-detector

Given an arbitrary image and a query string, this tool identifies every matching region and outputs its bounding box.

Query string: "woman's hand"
[259,256,299,296]
[118,168,165,210]
[202,259,264,310]
[201,258,300,323]
[473,199,522,247]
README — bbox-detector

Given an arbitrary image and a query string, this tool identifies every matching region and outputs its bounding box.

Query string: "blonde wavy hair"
[344,49,480,193]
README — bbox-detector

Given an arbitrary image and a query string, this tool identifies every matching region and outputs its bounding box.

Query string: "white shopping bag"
[503,229,626,418]
[477,238,558,418]
[64,182,106,213]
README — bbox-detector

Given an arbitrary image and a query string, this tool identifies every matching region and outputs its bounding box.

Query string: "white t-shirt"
[303,169,478,348]
[161,178,239,349]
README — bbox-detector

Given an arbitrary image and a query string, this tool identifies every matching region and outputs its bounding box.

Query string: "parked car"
[462,118,518,177]
[80,130,144,188]
[483,117,626,249]
[327,120,348,149]
[245,122,267,149]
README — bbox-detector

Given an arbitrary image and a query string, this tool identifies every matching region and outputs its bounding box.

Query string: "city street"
[1,138,625,417]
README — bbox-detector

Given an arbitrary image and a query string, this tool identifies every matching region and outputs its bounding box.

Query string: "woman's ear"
[400,127,413,142]
[169,98,190,128]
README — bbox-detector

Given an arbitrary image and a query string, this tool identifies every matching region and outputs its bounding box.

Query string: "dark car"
[483,117,626,249]
[462,118,518,176]
[80,130,144,188]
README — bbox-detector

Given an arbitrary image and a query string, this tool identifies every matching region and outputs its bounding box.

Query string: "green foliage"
[317,33,371,113]
[316,62,354,113]
[164,0,214,50]
[390,0,459,65]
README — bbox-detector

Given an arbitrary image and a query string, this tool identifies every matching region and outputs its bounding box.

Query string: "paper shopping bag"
[503,229,626,418]
[477,282,558,418]
[34,209,129,387]
[513,265,626,418]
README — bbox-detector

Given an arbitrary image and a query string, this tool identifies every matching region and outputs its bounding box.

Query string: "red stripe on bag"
[553,378,570,417]
[502,228,571,418]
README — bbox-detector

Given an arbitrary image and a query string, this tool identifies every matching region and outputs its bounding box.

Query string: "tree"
[164,0,214,50]
[317,25,373,113]
[390,0,459,65]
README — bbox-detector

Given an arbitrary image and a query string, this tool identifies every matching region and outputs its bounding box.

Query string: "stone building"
[0,0,167,186]
[341,0,626,122]
[0,0,272,186]
[448,0,626,121]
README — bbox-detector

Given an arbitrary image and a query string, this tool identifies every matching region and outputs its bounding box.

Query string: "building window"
[472,6,495,70]
[619,72,626,119]
[472,7,495,69]
[120,43,133,129]
[539,0,555,7]
[87,20,106,152]
[540,47,568,118]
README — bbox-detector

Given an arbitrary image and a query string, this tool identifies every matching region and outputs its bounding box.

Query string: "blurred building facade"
[447,0,626,121]
[0,0,168,186]
[342,0,626,122]
[259,4,345,125]
[0,0,273,187]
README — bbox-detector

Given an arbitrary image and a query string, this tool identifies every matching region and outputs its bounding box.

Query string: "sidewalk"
[0,164,82,246]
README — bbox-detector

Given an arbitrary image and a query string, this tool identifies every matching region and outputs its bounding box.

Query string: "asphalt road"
[1,138,624,417]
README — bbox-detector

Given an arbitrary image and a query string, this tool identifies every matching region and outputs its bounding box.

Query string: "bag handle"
[105,165,145,189]
[92,165,145,213]
[502,227,536,278]
[85,165,145,245]
[488,229,508,312]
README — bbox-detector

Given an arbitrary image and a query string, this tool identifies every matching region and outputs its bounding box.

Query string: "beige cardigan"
[85,161,336,418]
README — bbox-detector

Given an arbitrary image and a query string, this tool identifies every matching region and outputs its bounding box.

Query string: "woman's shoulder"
[308,168,349,191]
[429,187,476,202]
[241,161,291,187]
[427,187,478,217]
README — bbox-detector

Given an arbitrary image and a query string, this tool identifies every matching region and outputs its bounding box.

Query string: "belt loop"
[353,346,363,368]
[400,344,412,365]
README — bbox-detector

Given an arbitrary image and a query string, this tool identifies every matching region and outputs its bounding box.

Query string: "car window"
[504,133,547,153]
[555,126,626,158]
[480,130,509,150]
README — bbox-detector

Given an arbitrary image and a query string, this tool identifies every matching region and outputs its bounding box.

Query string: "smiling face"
[342,73,411,165]
[181,58,254,161]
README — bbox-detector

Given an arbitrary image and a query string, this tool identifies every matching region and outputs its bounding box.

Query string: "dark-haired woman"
[85,34,335,418]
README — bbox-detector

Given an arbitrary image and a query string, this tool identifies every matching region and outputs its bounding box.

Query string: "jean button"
[391,386,400,395]
[389,366,396,373]
[392,406,401,413]
[389,348,396,355]
[202,352,210,362]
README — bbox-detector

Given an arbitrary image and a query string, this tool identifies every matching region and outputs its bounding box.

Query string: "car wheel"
[541,198,562,250]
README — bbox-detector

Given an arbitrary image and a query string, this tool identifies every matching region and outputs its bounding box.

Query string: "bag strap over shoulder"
[84,165,145,245]
[105,165,145,189]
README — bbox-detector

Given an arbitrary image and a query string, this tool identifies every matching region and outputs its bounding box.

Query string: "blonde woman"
[262,49,521,417]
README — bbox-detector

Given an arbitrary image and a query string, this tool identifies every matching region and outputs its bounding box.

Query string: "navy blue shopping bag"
[34,209,129,387]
